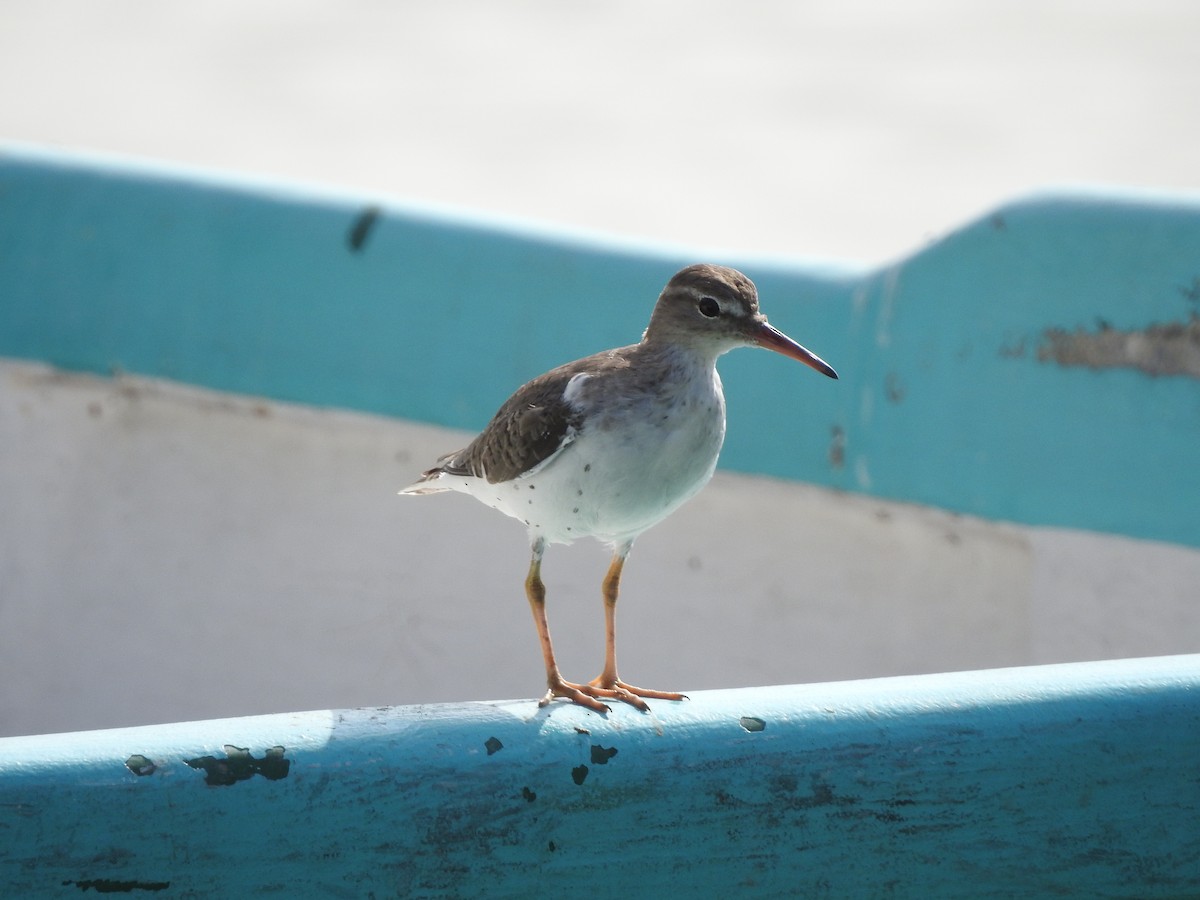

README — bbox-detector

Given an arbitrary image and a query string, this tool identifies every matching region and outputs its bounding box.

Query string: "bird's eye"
[697,297,720,318]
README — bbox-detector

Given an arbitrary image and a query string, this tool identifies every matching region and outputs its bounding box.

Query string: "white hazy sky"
[3,1,1198,263]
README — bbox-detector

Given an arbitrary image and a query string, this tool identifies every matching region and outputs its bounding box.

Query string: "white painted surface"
[3,359,1198,737]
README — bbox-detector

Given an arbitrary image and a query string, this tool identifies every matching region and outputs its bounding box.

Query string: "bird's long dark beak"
[754,320,839,379]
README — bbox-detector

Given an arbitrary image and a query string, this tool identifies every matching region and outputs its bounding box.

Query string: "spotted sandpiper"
[400,264,837,713]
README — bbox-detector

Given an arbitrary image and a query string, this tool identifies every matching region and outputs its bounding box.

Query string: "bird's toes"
[541,682,611,714]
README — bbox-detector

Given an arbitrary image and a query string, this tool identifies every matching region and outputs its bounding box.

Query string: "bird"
[400,263,837,713]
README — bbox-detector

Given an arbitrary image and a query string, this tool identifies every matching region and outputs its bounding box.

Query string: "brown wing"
[432,365,587,484]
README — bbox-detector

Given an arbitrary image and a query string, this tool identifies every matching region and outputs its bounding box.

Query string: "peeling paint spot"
[855,456,872,491]
[571,764,589,785]
[740,716,767,733]
[62,879,170,893]
[185,745,290,786]
[125,755,156,777]
[484,736,503,755]
[1037,316,1200,379]
[347,205,381,253]
[590,744,618,765]
[522,786,537,802]
[573,726,590,735]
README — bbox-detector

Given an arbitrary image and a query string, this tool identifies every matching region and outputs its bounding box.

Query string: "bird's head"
[644,263,838,379]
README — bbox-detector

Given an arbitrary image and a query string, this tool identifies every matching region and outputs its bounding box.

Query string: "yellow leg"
[525,539,610,713]
[587,542,687,710]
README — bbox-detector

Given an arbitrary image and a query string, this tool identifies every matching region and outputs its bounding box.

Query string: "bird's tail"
[398,468,450,496]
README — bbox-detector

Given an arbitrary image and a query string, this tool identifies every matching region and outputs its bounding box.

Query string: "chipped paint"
[124,755,156,777]
[184,744,290,786]
[1037,316,1200,378]
[589,744,618,764]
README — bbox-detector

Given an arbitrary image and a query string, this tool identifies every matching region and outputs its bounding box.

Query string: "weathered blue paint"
[2,145,1199,546]
[0,655,1197,896]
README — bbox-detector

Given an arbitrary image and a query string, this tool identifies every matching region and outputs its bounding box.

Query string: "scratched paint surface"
[2,146,1199,546]
[0,656,1198,896]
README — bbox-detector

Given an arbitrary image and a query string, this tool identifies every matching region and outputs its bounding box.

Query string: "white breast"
[473,361,726,547]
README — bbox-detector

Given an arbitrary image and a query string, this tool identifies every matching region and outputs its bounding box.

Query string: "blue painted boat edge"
[1,654,1197,895]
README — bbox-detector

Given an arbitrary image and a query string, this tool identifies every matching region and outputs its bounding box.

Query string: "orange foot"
[538,674,688,713]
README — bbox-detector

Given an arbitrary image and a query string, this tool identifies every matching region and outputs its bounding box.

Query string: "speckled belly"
[470,401,726,546]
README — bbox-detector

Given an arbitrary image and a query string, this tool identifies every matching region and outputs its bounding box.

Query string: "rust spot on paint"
[484,736,503,755]
[185,745,290,786]
[571,764,589,785]
[1036,316,1200,379]
[740,716,766,732]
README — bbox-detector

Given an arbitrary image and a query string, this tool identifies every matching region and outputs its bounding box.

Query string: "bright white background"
[3,1,1197,263]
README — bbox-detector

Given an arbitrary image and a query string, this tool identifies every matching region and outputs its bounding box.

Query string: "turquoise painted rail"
[2,145,1199,547]
[2,146,1200,549]
[0,655,1196,896]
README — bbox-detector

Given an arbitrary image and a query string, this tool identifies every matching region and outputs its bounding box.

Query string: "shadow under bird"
[401,263,837,713]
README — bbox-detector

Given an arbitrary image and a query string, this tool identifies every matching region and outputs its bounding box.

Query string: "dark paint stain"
[124,754,156,776]
[548,841,557,852]
[999,334,1027,359]
[828,425,845,469]
[769,773,859,813]
[589,744,618,765]
[62,879,170,893]
[346,205,382,253]
[1036,316,1200,379]
[185,745,290,786]
[571,764,589,785]
[884,371,905,403]
[740,716,766,733]
[1178,277,1200,305]
[484,736,503,756]
[713,788,738,806]
[522,786,537,802]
